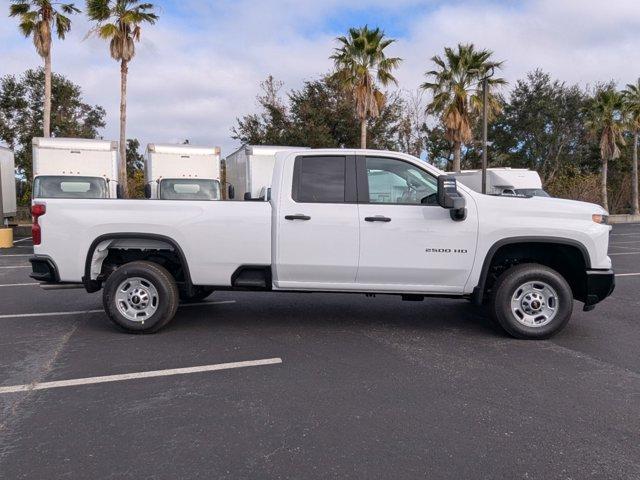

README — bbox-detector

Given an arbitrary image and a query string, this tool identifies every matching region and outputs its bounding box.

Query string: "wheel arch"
[83,233,193,293]
[473,236,591,305]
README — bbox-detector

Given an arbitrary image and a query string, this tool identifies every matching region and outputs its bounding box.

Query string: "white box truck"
[0,145,17,222]
[224,145,308,200]
[454,168,549,197]
[144,143,221,200]
[32,137,120,199]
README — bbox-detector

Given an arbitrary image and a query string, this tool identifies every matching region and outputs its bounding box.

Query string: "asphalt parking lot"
[0,225,639,479]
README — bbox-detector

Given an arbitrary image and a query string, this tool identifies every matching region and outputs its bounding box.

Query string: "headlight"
[592,213,609,224]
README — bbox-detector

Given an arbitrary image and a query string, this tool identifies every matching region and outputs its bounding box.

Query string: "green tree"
[86,0,158,197]
[583,85,626,212]
[490,70,591,183]
[331,26,401,148]
[232,74,406,151]
[622,78,640,215]
[9,0,79,137]
[126,137,145,198]
[421,43,505,172]
[0,69,106,202]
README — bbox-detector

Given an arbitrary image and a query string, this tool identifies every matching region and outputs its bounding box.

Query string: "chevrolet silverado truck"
[29,149,615,339]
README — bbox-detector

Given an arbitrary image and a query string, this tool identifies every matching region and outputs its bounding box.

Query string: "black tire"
[490,263,573,340]
[102,261,179,333]
[179,286,215,303]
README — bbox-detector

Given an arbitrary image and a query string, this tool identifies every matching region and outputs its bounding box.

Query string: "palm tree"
[623,79,640,215]
[9,0,79,137]
[421,44,505,172]
[584,86,625,212]
[86,0,157,197]
[331,26,401,149]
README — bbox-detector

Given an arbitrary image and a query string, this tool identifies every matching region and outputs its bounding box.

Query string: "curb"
[608,214,640,224]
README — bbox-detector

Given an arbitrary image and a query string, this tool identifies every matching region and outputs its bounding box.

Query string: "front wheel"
[103,261,179,333]
[490,263,573,339]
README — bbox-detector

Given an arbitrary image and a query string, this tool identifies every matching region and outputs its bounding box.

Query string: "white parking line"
[0,266,30,269]
[13,237,32,244]
[609,240,640,245]
[609,252,640,256]
[0,282,38,288]
[615,272,640,277]
[0,300,236,319]
[611,233,640,236]
[0,254,31,257]
[0,357,283,395]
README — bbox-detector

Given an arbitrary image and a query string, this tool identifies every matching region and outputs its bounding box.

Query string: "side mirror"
[243,192,253,201]
[116,184,124,199]
[228,185,235,200]
[144,183,152,199]
[437,175,466,221]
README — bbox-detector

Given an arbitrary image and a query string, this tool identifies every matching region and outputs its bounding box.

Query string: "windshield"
[158,179,221,200]
[33,175,108,199]
[513,188,550,198]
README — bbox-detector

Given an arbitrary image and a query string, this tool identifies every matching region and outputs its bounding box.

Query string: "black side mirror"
[437,175,466,221]
[144,183,152,199]
[228,185,235,200]
[243,192,253,201]
[116,184,124,199]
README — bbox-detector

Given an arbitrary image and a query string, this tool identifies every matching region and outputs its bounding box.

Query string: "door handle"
[285,214,311,221]
[364,216,391,222]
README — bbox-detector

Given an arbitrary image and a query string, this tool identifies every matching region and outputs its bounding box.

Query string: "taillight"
[32,204,46,246]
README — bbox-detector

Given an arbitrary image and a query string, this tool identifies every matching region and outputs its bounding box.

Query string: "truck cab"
[32,137,120,200]
[144,144,221,201]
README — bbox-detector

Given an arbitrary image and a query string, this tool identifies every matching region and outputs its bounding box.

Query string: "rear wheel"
[490,263,573,339]
[103,261,178,333]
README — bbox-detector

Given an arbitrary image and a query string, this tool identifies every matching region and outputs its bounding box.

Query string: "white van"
[32,137,120,199]
[144,144,221,200]
[0,145,17,222]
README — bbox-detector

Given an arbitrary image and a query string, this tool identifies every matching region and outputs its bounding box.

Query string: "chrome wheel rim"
[115,277,159,322]
[510,281,558,328]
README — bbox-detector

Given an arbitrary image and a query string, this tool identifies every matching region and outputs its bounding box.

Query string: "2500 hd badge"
[425,248,468,254]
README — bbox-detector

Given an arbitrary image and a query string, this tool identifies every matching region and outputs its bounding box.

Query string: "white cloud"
[1,0,639,155]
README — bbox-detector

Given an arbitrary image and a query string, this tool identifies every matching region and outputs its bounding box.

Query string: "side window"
[365,157,438,205]
[293,156,346,203]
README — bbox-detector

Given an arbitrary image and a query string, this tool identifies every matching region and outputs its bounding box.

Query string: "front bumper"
[583,269,615,309]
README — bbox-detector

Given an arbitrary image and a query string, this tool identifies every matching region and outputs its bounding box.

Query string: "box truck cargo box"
[224,145,309,200]
[32,137,120,199]
[453,168,549,197]
[0,145,17,220]
[145,143,221,200]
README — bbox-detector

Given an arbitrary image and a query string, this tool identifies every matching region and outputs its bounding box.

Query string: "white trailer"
[0,145,17,222]
[453,168,549,197]
[32,137,120,199]
[224,145,309,200]
[145,143,221,200]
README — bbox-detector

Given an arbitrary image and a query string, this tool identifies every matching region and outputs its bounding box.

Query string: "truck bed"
[35,199,271,285]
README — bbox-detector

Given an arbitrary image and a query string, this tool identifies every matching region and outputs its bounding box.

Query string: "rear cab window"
[292,155,356,203]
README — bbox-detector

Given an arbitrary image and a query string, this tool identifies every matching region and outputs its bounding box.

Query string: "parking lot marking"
[13,237,32,244]
[611,233,640,236]
[0,282,38,288]
[0,300,236,319]
[0,266,30,269]
[609,252,640,256]
[615,272,640,277]
[0,357,283,395]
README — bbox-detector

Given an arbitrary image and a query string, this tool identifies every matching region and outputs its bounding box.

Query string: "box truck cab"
[144,144,221,201]
[454,168,549,197]
[0,145,17,223]
[32,137,120,200]
[224,145,308,200]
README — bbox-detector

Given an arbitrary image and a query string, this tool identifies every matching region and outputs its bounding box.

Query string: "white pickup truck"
[29,149,614,339]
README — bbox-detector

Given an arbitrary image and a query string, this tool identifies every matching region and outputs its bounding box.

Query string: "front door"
[356,156,478,293]
[274,154,360,289]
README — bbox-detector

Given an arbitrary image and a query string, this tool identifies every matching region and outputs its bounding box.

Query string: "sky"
[1,0,639,156]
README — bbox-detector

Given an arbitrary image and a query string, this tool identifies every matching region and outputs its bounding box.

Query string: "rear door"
[355,155,478,293]
[274,154,359,289]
